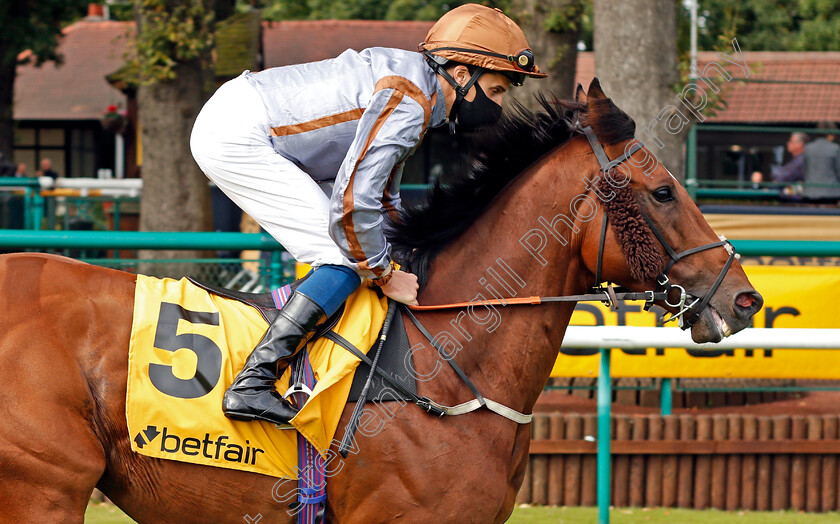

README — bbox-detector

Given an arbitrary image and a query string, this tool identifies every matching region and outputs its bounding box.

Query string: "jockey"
[190,3,547,426]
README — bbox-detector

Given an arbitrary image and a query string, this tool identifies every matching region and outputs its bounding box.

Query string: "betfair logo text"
[134,425,265,465]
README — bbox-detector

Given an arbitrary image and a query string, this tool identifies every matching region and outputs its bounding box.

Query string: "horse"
[0,79,762,523]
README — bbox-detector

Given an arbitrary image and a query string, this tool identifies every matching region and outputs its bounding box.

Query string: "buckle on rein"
[416,397,446,417]
[597,284,657,312]
[597,283,664,313]
[598,284,621,311]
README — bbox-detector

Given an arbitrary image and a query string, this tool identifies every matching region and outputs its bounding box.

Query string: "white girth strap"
[427,398,533,424]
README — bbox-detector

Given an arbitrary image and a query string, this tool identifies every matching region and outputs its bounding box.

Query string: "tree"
[261,0,391,20]
[509,0,584,105]
[0,1,88,160]
[593,0,685,180]
[695,0,840,52]
[132,0,234,271]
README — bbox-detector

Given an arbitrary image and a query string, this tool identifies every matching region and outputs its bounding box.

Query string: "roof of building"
[574,51,840,124]
[14,18,132,121]
[262,20,433,68]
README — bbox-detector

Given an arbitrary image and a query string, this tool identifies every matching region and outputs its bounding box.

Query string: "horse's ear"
[575,83,587,103]
[587,78,607,100]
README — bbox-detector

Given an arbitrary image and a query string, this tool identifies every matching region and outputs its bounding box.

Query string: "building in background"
[576,51,840,186]
[15,12,840,188]
[13,4,131,179]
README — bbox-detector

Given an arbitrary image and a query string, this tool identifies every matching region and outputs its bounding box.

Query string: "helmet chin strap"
[423,51,484,134]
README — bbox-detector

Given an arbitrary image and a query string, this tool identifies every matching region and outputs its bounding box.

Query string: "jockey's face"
[470,71,510,107]
[447,66,511,110]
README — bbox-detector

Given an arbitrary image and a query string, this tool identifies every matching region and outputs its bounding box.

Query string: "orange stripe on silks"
[375,81,436,226]
[374,76,432,130]
[342,90,404,275]
[357,259,381,276]
[383,203,401,224]
[270,108,365,137]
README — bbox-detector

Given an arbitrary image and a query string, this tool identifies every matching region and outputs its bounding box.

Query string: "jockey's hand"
[381,270,419,306]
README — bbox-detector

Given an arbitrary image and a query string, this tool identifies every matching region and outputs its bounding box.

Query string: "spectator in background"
[37,158,58,180]
[14,163,27,177]
[802,121,840,204]
[750,170,763,189]
[770,132,807,183]
[751,133,806,198]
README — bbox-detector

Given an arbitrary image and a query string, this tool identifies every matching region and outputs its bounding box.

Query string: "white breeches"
[190,75,348,269]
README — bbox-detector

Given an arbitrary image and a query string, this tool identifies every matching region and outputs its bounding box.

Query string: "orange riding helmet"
[419,3,547,86]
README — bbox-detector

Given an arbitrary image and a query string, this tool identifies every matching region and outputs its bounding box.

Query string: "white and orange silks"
[190,48,447,280]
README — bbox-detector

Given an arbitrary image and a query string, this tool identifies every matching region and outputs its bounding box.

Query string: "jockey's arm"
[329,84,426,284]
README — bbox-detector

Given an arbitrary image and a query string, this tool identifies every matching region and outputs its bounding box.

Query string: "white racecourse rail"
[561,326,840,351]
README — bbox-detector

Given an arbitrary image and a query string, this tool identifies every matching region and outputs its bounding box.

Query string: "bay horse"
[0,79,761,523]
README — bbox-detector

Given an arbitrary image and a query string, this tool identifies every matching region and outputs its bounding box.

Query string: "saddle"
[186,277,417,402]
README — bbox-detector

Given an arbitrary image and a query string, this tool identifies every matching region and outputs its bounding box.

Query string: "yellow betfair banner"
[551,265,840,379]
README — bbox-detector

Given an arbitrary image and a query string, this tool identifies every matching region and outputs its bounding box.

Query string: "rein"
[406,290,668,312]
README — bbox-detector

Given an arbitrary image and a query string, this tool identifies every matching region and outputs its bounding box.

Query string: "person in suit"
[37,158,59,180]
[802,121,840,204]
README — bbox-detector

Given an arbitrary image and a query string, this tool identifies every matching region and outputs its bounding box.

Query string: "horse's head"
[576,78,763,343]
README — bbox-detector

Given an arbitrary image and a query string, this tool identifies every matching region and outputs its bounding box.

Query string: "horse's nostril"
[735,291,762,312]
[736,293,755,308]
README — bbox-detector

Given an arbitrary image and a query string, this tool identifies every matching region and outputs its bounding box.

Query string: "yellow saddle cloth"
[126,275,387,479]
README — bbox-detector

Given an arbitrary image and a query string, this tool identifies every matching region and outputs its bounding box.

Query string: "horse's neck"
[417,149,593,411]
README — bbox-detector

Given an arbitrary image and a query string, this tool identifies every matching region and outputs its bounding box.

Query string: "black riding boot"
[222,291,326,425]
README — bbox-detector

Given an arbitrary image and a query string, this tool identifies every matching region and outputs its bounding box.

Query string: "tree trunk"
[510,0,581,107]
[0,58,15,161]
[138,60,212,276]
[593,0,685,180]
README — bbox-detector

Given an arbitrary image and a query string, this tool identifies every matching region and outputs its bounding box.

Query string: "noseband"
[581,125,738,330]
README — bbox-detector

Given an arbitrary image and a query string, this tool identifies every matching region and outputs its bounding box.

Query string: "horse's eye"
[653,186,674,203]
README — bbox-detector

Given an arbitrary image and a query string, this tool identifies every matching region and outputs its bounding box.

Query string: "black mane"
[389,94,636,284]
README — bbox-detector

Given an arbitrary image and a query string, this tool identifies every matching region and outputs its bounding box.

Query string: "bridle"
[410,126,739,331]
[371,126,740,427]
[580,125,738,330]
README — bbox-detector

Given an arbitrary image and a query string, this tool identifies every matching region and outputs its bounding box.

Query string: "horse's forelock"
[596,174,666,281]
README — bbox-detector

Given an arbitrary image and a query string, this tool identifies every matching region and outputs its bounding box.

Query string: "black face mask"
[455,82,503,130]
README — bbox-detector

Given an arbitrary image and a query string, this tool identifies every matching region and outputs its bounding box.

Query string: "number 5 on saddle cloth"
[125,275,416,482]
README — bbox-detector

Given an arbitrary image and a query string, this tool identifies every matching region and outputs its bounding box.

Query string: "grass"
[84,503,135,523]
[86,503,840,523]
